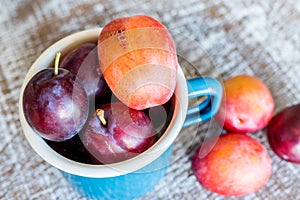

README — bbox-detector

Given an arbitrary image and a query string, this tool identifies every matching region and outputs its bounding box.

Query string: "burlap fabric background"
[1,0,300,199]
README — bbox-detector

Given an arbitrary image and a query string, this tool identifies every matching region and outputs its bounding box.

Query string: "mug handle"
[183,77,223,128]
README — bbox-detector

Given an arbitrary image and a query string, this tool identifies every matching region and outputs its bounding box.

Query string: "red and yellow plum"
[191,133,272,196]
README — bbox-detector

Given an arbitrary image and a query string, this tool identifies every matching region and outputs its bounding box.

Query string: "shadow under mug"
[19,28,222,200]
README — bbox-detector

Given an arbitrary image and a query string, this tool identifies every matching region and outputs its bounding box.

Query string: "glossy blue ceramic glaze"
[62,145,173,200]
[184,77,222,127]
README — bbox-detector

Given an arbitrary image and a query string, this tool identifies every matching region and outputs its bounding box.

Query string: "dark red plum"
[45,134,93,164]
[79,102,157,164]
[23,68,89,141]
[60,43,112,107]
[267,104,300,163]
[143,95,175,138]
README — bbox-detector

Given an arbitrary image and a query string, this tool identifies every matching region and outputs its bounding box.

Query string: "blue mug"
[19,29,222,200]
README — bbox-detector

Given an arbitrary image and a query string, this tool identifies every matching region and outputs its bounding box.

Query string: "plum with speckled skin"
[98,15,177,110]
[215,74,274,133]
[191,133,272,196]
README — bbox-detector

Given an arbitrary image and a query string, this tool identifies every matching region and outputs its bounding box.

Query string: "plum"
[22,53,89,141]
[45,134,93,164]
[215,74,274,133]
[143,95,175,138]
[98,15,177,110]
[267,104,300,163]
[191,133,272,196]
[79,102,157,164]
[59,43,112,107]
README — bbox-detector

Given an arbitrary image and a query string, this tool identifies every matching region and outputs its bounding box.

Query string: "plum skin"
[23,68,89,141]
[79,102,157,164]
[267,104,300,163]
[59,43,112,107]
[215,74,274,133]
[191,133,272,196]
[98,15,177,110]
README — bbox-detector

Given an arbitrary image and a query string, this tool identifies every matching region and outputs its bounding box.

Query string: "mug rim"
[18,28,188,178]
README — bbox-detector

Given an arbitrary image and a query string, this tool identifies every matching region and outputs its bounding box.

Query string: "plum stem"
[54,52,61,76]
[96,109,107,126]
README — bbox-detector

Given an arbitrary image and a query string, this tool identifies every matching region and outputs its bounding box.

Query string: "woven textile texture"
[1,0,300,199]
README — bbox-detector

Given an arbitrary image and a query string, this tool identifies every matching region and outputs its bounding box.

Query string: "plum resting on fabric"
[215,74,274,133]
[191,133,272,197]
[267,104,300,164]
